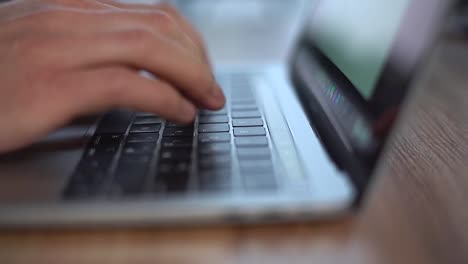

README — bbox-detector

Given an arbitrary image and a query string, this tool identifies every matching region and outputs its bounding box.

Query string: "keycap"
[239,160,274,173]
[123,142,156,155]
[231,104,258,111]
[159,149,192,161]
[91,134,122,147]
[198,155,231,170]
[161,138,193,148]
[130,124,161,133]
[232,118,263,127]
[231,99,256,105]
[158,161,191,175]
[63,174,106,198]
[95,110,133,134]
[199,115,229,124]
[165,122,194,128]
[156,162,191,193]
[232,111,261,119]
[198,143,231,155]
[162,174,190,193]
[234,127,266,137]
[133,116,162,125]
[111,157,149,195]
[126,133,159,143]
[199,108,227,116]
[199,170,232,191]
[198,132,231,143]
[86,134,121,156]
[231,92,254,100]
[237,147,271,160]
[242,172,277,191]
[79,154,114,173]
[163,127,194,137]
[198,124,230,133]
[64,166,109,198]
[235,136,269,147]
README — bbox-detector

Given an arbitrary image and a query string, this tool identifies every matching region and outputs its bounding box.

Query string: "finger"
[62,66,197,123]
[23,9,203,61]
[95,0,211,64]
[34,29,225,109]
[155,3,210,61]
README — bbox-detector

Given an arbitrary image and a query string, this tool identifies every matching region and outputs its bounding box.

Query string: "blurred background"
[121,0,311,63]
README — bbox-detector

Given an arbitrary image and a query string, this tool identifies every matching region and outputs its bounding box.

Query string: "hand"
[0,0,225,153]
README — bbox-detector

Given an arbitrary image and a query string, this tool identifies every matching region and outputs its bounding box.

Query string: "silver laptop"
[0,0,452,227]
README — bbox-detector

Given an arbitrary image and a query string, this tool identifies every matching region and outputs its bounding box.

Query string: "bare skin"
[0,0,225,153]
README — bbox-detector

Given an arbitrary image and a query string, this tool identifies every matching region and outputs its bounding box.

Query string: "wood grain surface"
[0,40,467,264]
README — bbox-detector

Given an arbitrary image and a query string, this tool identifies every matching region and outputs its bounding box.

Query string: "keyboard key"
[231,99,256,105]
[165,122,194,128]
[163,127,194,137]
[231,92,254,100]
[198,124,230,133]
[199,115,229,124]
[158,161,191,175]
[133,116,162,125]
[237,147,271,160]
[231,104,258,111]
[111,157,150,195]
[63,171,107,198]
[234,127,266,137]
[91,134,122,146]
[161,174,190,193]
[242,172,277,191]
[198,155,231,170]
[123,142,156,155]
[95,110,133,135]
[198,143,231,155]
[130,124,161,133]
[160,148,192,161]
[199,108,227,116]
[232,111,261,119]
[156,162,191,193]
[79,154,114,173]
[239,160,274,173]
[232,118,263,127]
[198,132,231,143]
[161,138,193,148]
[235,136,269,147]
[86,134,121,156]
[199,170,232,191]
[126,133,159,143]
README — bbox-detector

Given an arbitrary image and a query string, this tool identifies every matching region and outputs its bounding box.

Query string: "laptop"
[0,0,452,227]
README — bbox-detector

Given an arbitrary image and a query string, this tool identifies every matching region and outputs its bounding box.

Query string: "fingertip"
[205,84,226,110]
[175,99,197,123]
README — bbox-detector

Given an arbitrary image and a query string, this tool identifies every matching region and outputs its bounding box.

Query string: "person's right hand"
[0,0,225,153]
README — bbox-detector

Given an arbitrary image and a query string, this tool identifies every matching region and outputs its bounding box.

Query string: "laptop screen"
[309,0,410,100]
[291,0,451,189]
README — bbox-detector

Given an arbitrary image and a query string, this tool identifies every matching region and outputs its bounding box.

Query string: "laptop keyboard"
[64,74,278,199]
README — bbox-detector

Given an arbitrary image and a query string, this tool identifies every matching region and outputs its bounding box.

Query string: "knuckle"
[12,36,48,60]
[157,3,179,15]
[116,29,153,49]
[32,7,66,25]
[147,11,176,31]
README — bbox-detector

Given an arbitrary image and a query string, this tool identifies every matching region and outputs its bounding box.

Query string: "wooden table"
[0,38,467,264]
